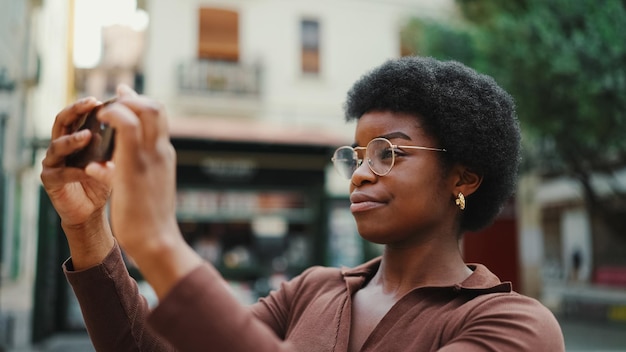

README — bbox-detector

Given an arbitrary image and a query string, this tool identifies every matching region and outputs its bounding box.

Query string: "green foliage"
[403,0,626,174]
[400,19,476,64]
[455,0,528,24]
[489,0,626,171]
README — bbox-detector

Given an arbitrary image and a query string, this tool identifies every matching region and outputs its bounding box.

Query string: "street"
[560,317,626,352]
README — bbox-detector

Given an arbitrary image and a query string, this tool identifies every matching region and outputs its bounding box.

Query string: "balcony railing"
[177,59,262,98]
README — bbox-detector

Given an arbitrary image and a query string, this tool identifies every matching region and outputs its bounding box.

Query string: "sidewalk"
[543,281,626,324]
[546,282,626,351]
[559,317,626,352]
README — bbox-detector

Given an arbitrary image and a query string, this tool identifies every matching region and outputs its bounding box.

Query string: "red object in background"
[594,267,626,287]
[463,216,521,292]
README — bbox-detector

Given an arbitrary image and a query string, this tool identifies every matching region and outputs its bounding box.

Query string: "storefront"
[166,135,335,303]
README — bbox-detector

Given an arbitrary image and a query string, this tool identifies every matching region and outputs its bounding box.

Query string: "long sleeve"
[64,242,338,352]
[64,243,175,352]
[147,263,301,352]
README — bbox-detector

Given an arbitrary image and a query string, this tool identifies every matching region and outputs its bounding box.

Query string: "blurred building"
[0,0,468,349]
[11,0,623,349]
[12,0,623,349]
[14,0,621,350]
[0,0,44,350]
[534,170,626,325]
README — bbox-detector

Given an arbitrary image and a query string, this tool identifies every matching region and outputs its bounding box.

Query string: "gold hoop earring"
[455,192,466,210]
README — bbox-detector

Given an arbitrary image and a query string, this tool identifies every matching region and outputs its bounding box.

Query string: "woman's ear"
[451,165,483,198]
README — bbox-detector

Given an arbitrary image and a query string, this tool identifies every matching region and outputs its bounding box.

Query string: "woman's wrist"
[62,210,115,270]
[125,229,204,299]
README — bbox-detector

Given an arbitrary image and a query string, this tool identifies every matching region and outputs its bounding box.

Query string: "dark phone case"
[65,99,116,168]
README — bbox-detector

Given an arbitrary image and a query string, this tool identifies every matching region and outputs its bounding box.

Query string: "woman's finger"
[42,129,92,167]
[85,161,115,186]
[97,102,143,164]
[40,164,90,187]
[116,95,167,149]
[51,97,100,140]
[116,84,139,98]
[112,84,167,149]
[98,86,169,154]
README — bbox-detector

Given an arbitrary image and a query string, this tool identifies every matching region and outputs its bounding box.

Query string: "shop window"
[176,189,316,304]
[198,8,239,61]
[301,19,320,74]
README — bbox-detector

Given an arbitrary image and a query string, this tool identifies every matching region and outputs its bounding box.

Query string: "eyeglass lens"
[332,138,395,179]
[332,147,359,179]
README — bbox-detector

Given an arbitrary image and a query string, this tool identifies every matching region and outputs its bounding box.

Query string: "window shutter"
[198,8,239,61]
[301,19,320,74]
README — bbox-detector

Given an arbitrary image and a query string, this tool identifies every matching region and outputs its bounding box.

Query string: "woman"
[41,56,564,351]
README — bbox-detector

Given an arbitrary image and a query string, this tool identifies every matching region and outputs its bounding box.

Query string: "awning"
[168,116,351,147]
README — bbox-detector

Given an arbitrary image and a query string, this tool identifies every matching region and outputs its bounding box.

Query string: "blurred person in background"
[40,56,564,351]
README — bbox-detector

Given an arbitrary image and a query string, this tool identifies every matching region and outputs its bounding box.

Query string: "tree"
[402,0,626,264]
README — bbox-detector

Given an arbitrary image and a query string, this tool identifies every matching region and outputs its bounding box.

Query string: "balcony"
[175,59,262,118]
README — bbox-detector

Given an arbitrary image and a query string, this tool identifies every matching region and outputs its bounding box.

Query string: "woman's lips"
[350,200,386,213]
[350,192,386,213]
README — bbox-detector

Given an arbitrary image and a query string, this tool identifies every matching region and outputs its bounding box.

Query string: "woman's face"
[350,111,456,246]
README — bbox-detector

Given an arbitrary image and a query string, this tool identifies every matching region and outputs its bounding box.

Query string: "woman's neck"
[370,237,472,298]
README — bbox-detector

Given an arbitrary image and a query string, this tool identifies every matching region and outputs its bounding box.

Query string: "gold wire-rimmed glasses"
[331,137,446,179]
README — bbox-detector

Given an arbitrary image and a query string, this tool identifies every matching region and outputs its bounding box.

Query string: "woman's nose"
[350,158,377,187]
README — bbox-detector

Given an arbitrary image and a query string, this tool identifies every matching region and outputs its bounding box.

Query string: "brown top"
[65,243,564,351]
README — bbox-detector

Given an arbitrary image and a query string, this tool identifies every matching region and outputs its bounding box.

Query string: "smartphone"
[65,98,116,168]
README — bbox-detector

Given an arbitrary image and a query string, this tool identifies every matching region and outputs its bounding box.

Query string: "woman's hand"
[86,84,203,298]
[40,97,115,269]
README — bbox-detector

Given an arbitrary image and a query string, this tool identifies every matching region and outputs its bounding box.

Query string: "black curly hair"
[344,56,521,232]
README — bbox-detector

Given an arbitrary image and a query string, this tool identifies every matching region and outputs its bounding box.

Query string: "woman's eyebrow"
[379,132,412,141]
[352,132,413,148]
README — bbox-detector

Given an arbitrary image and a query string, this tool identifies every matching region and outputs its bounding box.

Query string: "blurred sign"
[200,157,257,179]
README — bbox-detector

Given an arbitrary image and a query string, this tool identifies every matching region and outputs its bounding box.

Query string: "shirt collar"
[340,257,512,294]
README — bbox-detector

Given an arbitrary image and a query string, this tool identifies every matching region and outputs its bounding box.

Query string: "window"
[176,189,316,303]
[198,8,239,61]
[301,19,320,74]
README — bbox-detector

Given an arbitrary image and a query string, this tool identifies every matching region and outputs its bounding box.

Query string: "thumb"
[116,84,139,98]
[85,161,115,186]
